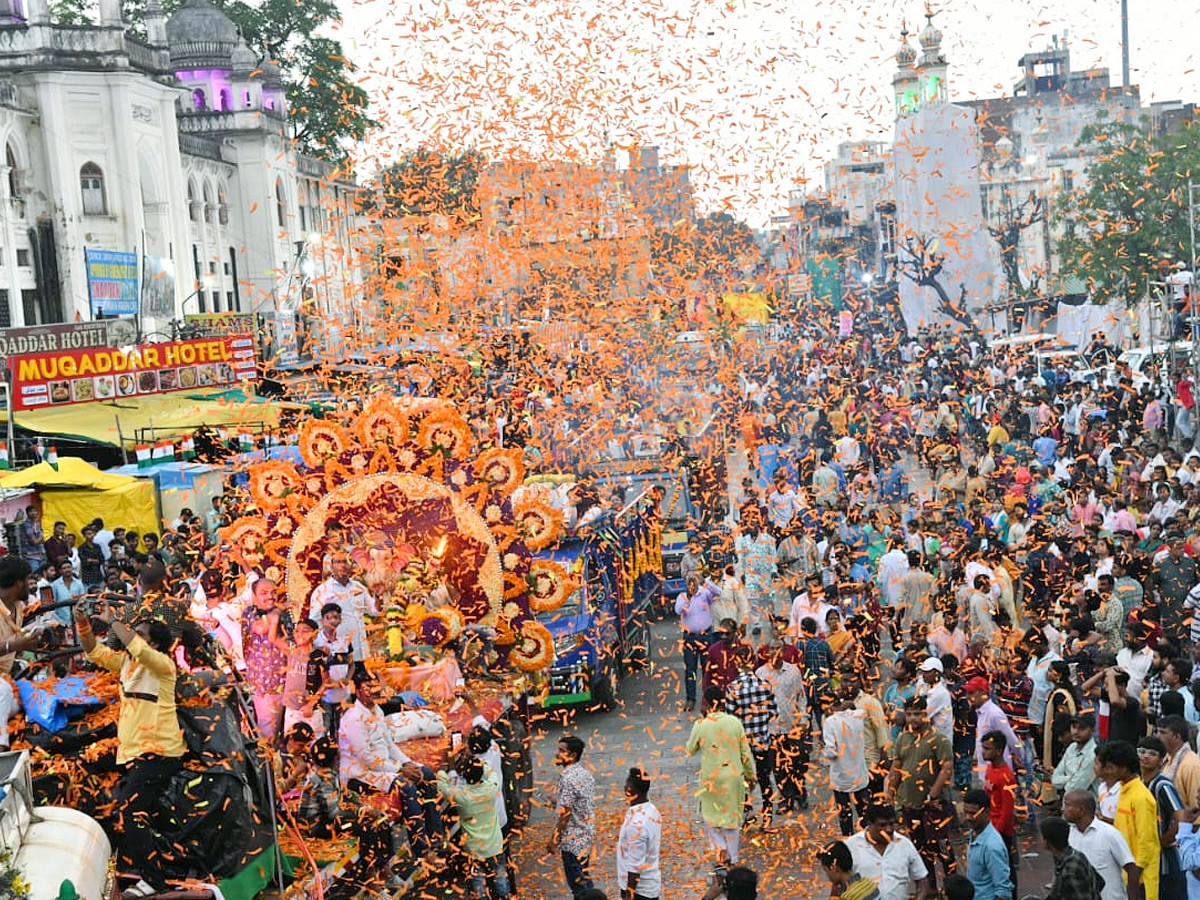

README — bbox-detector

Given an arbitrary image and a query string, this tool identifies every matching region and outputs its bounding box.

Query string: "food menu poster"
[9,335,257,411]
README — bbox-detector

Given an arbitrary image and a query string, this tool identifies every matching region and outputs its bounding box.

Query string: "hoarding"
[85,249,139,318]
[0,321,137,363]
[10,335,257,411]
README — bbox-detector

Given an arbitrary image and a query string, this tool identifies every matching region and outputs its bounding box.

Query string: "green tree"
[50,0,372,163]
[375,147,486,226]
[1054,118,1200,305]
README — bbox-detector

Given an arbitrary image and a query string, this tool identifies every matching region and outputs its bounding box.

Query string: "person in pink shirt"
[1110,499,1138,535]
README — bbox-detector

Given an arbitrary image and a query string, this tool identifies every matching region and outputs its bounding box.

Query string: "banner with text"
[10,335,257,410]
[85,249,139,318]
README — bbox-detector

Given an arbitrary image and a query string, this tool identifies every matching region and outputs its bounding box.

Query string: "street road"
[511,622,1057,900]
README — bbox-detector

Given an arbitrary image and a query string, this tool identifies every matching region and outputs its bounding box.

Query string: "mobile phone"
[451,733,463,750]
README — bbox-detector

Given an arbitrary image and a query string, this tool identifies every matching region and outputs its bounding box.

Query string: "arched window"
[5,143,17,198]
[80,162,107,215]
[187,178,199,222]
[275,177,286,228]
[219,88,232,111]
[218,184,229,225]
[298,181,308,231]
[203,181,215,225]
[192,88,207,111]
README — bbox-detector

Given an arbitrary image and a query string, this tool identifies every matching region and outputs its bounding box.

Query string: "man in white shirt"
[616,767,662,900]
[1116,624,1154,701]
[93,518,115,561]
[789,576,834,637]
[308,551,377,661]
[846,805,930,900]
[876,539,910,609]
[916,657,953,742]
[1062,790,1138,900]
[338,672,445,854]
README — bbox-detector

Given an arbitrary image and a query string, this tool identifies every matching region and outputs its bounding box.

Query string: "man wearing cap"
[916,657,953,742]
[1052,716,1098,796]
[967,678,1024,779]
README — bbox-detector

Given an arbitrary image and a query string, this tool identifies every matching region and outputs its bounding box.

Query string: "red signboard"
[10,335,257,411]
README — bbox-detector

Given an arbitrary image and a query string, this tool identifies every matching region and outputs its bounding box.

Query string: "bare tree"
[897,234,979,334]
[987,190,1046,298]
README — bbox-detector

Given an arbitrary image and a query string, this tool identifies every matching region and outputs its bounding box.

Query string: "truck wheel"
[592,658,621,711]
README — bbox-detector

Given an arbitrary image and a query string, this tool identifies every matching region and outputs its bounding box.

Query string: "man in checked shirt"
[725,652,778,826]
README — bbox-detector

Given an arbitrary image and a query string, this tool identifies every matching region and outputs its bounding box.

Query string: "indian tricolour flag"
[0,443,10,470]
[135,444,152,469]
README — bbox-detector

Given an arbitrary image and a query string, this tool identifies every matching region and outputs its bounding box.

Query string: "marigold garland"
[416,408,474,459]
[513,498,562,550]
[220,517,270,571]
[510,621,555,672]
[357,397,412,446]
[247,460,305,514]
[528,560,576,613]
[297,419,354,468]
[474,448,526,496]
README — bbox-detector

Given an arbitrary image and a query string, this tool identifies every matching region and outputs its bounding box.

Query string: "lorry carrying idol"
[515,477,663,710]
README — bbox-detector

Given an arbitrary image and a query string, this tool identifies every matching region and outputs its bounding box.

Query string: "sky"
[333,0,1199,228]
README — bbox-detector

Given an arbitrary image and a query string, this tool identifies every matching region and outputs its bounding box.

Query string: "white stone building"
[0,0,362,343]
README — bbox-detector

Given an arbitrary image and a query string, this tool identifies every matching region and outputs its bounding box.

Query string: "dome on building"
[230,36,257,75]
[895,24,916,68]
[166,0,240,70]
[918,12,942,50]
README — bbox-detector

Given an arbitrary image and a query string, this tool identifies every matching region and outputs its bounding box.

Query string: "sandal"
[122,879,158,899]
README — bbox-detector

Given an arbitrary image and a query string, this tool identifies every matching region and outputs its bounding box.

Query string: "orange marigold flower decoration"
[247,460,304,514]
[298,419,355,469]
[416,408,474,460]
[510,621,554,672]
[474,448,526,496]
[418,606,465,647]
[528,560,576,613]
[513,498,562,551]
[221,517,270,570]
[358,398,411,447]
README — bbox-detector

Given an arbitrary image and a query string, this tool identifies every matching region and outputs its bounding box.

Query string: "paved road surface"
[511,617,1056,899]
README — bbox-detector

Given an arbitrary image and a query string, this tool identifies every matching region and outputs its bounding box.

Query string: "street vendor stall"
[0,457,158,539]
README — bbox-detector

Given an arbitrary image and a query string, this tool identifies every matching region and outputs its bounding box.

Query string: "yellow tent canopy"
[13,391,300,448]
[0,457,135,490]
[0,458,158,538]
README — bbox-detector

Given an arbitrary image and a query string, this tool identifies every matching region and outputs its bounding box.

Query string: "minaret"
[916,8,948,106]
[145,0,168,46]
[892,22,919,118]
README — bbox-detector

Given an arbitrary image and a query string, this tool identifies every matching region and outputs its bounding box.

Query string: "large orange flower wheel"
[224,401,556,672]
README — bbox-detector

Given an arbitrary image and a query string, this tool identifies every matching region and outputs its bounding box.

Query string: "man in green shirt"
[437,756,510,899]
[886,695,956,893]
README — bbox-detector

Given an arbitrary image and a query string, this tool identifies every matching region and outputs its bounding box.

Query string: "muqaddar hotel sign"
[9,335,256,410]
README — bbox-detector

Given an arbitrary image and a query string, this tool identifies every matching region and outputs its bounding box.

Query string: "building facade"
[0,0,361,348]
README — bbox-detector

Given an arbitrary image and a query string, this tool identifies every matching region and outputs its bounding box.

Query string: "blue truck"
[533,491,663,710]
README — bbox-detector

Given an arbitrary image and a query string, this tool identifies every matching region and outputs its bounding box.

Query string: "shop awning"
[0,456,136,490]
[12,391,302,448]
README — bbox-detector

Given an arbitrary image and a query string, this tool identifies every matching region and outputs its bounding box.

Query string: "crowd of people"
[657,322,1200,900]
[8,313,1200,900]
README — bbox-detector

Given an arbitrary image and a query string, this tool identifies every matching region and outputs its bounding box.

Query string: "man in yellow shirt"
[1098,740,1159,900]
[73,606,186,899]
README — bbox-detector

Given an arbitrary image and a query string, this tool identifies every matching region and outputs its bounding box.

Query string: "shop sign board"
[0,321,137,364]
[9,335,257,411]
